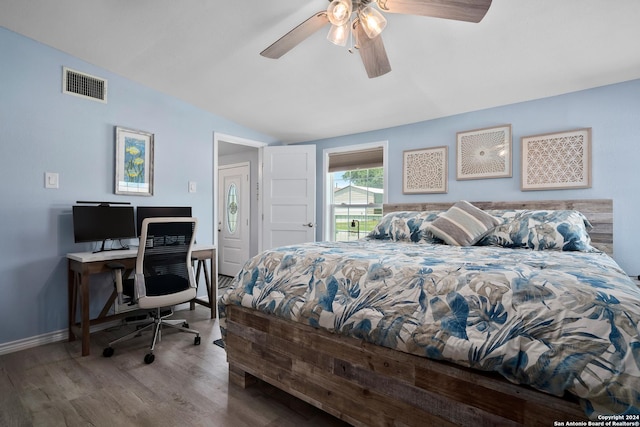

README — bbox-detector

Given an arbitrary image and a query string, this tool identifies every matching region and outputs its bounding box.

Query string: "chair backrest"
[135,217,198,309]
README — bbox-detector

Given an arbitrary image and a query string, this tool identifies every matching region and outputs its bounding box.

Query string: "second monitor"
[136,206,192,236]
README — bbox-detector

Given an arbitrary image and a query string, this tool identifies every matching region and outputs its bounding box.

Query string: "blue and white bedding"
[218,239,640,417]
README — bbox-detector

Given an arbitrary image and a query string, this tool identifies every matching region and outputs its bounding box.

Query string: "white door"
[218,163,250,277]
[262,145,316,250]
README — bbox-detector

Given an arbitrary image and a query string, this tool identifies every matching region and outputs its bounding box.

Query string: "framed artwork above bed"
[521,128,592,191]
[456,124,512,180]
[402,146,448,194]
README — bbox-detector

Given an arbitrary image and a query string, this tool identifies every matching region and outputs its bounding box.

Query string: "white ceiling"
[2,0,639,144]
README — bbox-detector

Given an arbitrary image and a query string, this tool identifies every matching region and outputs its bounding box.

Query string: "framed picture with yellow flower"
[115,126,154,196]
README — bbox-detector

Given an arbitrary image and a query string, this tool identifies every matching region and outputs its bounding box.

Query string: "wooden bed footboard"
[225,305,586,426]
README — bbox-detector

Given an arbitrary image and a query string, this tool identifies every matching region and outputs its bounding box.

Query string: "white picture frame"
[456,125,512,180]
[115,126,154,196]
[402,146,448,194]
[521,128,592,191]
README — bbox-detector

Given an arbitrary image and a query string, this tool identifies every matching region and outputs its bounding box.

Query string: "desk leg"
[68,263,76,342]
[191,258,216,319]
[80,273,91,356]
[211,258,217,318]
[190,261,203,311]
[203,259,215,319]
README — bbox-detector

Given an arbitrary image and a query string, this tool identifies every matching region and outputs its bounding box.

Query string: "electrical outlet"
[45,172,59,189]
[188,181,197,193]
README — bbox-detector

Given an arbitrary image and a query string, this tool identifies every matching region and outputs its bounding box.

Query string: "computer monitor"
[136,206,192,236]
[72,205,136,252]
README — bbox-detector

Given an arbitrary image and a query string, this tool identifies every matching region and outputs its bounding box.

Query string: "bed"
[218,199,640,426]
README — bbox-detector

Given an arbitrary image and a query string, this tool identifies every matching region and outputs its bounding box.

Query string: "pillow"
[484,209,523,225]
[425,201,500,246]
[478,209,594,251]
[368,211,442,243]
[416,217,445,244]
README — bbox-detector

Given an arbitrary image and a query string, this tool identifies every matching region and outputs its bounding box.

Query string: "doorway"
[213,134,317,282]
[218,162,250,277]
[214,132,266,284]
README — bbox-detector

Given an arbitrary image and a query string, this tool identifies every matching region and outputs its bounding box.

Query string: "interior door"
[262,145,316,250]
[218,163,250,277]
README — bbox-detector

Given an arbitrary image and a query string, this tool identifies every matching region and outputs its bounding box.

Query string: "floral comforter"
[218,240,640,416]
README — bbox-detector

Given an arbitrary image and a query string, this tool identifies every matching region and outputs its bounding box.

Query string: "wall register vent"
[62,67,107,103]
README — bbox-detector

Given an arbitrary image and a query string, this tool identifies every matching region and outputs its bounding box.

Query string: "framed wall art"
[456,124,512,180]
[115,126,154,196]
[402,146,448,194]
[521,128,591,191]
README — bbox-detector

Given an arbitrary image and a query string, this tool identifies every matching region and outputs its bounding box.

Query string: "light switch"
[45,172,59,189]
[188,181,197,193]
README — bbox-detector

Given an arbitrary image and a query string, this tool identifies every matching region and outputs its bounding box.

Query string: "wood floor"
[0,306,350,427]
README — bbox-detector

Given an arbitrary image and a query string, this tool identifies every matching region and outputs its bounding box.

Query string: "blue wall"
[2,24,639,349]
[306,79,640,276]
[0,27,277,346]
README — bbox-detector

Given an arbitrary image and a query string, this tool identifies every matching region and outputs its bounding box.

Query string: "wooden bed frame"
[225,199,613,426]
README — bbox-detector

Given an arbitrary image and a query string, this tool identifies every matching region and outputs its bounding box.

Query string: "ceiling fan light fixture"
[327,23,349,46]
[359,5,387,39]
[261,0,490,78]
[327,0,353,26]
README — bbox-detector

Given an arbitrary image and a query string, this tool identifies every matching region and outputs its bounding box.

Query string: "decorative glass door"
[218,163,250,277]
[226,183,238,234]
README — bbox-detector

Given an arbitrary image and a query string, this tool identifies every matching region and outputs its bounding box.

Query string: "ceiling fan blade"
[353,19,392,79]
[260,11,330,59]
[377,0,492,23]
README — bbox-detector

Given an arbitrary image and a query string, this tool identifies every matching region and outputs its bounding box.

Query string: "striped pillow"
[425,201,500,246]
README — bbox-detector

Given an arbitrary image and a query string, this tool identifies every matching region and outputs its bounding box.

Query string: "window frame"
[322,141,388,242]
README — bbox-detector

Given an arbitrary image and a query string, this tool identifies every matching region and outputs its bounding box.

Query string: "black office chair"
[103,217,201,364]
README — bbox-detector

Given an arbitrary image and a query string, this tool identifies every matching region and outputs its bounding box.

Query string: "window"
[324,143,387,241]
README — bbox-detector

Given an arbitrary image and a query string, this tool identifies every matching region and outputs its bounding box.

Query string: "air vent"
[62,67,107,103]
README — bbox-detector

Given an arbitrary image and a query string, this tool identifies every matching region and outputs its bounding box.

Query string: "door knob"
[303,222,315,227]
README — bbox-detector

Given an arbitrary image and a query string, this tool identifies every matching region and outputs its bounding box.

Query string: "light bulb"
[359,5,387,39]
[327,0,352,26]
[327,24,349,46]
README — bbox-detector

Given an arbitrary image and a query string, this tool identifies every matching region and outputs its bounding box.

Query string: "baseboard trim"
[0,321,117,356]
[0,304,195,356]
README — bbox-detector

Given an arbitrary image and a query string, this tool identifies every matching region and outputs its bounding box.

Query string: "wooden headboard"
[383,199,613,256]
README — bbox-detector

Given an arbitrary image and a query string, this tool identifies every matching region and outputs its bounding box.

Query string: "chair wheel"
[194,336,201,345]
[144,353,155,364]
[103,347,114,357]
[183,322,189,328]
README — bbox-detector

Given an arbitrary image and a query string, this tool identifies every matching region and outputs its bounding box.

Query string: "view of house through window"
[331,167,384,241]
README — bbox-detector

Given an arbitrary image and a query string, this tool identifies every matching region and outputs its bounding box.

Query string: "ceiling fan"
[260,0,492,78]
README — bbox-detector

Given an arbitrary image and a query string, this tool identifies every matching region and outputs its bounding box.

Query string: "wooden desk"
[67,244,216,356]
